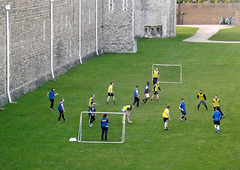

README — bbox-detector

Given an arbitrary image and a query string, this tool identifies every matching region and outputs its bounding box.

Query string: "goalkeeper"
[151,81,161,102]
[152,68,159,84]
[101,114,108,140]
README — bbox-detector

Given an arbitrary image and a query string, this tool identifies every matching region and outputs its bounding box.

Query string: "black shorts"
[213,121,220,125]
[154,91,158,95]
[163,118,168,122]
[153,78,158,84]
[108,93,114,96]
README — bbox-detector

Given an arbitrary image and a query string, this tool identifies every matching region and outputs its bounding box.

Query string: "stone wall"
[0,0,98,106]
[0,2,7,105]
[102,0,136,53]
[0,0,176,107]
[135,0,176,38]
[177,3,240,25]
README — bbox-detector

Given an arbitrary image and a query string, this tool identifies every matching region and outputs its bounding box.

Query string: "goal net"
[78,111,125,144]
[152,64,182,84]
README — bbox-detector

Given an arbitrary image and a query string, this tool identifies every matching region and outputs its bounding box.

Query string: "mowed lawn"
[1,27,240,169]
[209,26,240,41]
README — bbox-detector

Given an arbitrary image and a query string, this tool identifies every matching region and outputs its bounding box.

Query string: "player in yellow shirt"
[106,82,117,104]
[212,95,224,117]
[151,81,161,102]
[162,105,171,131]
[122,105,134,123]
[197,90,208,110]
[89,94,98,107]
[152,68,159,84]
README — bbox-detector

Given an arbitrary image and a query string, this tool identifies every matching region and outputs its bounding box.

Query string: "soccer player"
[143,82,150,104]
[151,81,161,102]
[212,95,224,117]
[162,105,171,131]
[197,90,208,110]
[107,82,117,104]
[89,94,98,107]
[133,86,140,107]
[152,68,159,84]
[58,98,67,122]
[101,114,108,140]
[179,98,188,122]
[213,107,222,134]
[47,88,58,111]
[122,105,134,123]
[88,102,96,127]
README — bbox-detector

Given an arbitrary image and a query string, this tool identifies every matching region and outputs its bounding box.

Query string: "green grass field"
[209,26,240,41]
[1,26,240,169]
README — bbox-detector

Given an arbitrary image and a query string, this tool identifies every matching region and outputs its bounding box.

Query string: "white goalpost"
[78,111,125,144]
[152,64,182,84]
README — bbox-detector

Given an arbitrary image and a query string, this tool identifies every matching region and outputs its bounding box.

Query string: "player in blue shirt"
[213,107,222,134]
[142,82,150,104]
[58,98,67,122]
[101,114,108,140]
[47,88,58,111]
[133,86,140,107]
[88,102,96,127]
[179,98,188,122]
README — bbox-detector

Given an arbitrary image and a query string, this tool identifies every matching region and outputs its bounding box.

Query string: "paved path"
[178,25,240,43]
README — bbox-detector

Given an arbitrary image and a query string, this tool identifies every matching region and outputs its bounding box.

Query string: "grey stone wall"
[102,0,136,53]
[0,0,176,107]
[0,0,86,106]
[0,2,7,105]
[135,0,176,38]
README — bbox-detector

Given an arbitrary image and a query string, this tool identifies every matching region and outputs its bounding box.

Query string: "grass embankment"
[209,26,240,41]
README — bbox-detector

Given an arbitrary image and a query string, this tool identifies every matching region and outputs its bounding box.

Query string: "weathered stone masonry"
[0,0,176,106]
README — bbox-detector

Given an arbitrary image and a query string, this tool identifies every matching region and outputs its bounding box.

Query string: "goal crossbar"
[152,64,182,84]
[78,111,125,144]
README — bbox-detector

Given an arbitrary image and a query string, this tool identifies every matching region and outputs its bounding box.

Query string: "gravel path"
[178,25,240,43]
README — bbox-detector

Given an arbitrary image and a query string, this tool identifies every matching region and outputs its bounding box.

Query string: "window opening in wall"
[109,0,114,11]
[122,0,128,11]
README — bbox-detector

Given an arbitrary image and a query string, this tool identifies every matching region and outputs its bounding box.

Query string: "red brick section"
[177,3,240,26]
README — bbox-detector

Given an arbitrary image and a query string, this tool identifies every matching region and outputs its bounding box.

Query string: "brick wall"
[234,9,240,26]
[177,3,240,25]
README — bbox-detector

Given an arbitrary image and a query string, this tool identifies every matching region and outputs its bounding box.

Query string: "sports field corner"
[0,26,240,169]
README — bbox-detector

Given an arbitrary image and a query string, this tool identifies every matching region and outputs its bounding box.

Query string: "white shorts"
[145,93,149,98]
[122,109,126,114]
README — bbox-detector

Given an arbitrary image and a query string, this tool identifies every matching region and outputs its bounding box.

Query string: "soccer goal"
[152,64,182,84]
[78,111,125,144]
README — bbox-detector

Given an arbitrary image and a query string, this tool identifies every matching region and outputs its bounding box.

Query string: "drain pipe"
[5,4,13,103]
[79,0,82,64]
[50,0,55,79]
[95,0,99,55]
